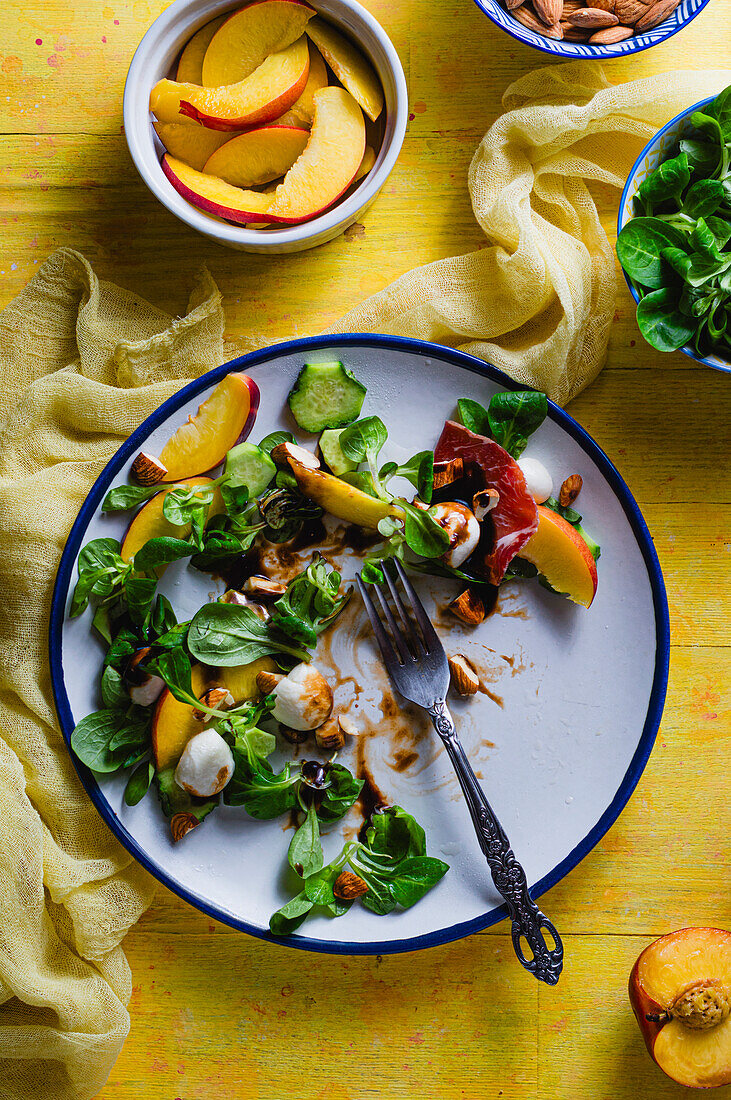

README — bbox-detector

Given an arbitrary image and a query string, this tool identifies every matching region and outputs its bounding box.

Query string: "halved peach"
[519,504,598,608]
[201,0,315,87]
[272,40,328,128]
[305,17,383,122]
[158,372,259,482]
[150,37,310,132]
[176,15,227,83]
[265,86,365,223]
[203,125,309,188]
[629,928,731,1089]
[221,657,277,703]
[154,121,234,172]
[121,477,220,562]
[152,664,210,771]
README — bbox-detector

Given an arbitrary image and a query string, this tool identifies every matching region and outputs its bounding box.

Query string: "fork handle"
[427,701,563,986]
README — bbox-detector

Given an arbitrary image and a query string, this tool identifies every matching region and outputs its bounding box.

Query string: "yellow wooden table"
[1,0,729,1095]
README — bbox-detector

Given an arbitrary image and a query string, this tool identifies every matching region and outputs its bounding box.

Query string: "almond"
[567,7,619,25]
[256,670,283,695]
[634,0,679,30]
[270,441,320,470]
[192,687,234,722]
[472,488,499,521]
[243,575,287,599]
[561,0,583,11]
[512,4,564,34]
[448,588,486,626]
[561,25,592,37]
[589,21,634,37]
[506,0,526,9]
[591,0,616,10]
[333,872,369,900]
[220,589,247,605]
[559,473,583,507]
[615,0,650,23]
[433,457,464,491]
[130,450,167,485]
[170,812,199,842]
[449,654,480,696]
[337,714,360,737]
[315,718,345,751]
[533,0,562,24]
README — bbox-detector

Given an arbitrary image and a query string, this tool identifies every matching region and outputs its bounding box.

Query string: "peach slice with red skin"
[162,87,365,226]
[305,16,383,121]
[156,372,259,482]
[629,928,731,1089]
[121,476,221,562]
[176,15,227,83]
[150,37,310,131]
[519,504,598,608]
[203,125,309,188]
[153,122,234,172]
[201,0,315,87]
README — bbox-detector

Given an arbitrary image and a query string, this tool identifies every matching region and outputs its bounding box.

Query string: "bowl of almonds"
[472,0,710,54]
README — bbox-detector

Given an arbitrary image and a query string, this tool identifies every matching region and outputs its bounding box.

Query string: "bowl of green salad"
[617,82,731,374]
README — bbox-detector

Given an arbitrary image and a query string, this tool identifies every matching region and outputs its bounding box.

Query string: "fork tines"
[356,560,439,665]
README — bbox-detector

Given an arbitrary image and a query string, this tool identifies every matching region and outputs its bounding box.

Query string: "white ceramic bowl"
[123,0,408,253]
[617,94,730,374]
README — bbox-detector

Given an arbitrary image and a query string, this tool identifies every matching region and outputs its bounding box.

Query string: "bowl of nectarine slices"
[123,0,407,251]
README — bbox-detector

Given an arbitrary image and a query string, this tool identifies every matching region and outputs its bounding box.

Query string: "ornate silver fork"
[356,559,564,985]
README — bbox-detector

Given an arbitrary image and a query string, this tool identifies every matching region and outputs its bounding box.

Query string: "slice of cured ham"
[434,420,538,584]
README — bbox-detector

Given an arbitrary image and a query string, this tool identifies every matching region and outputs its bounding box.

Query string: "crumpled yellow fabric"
[0,62,728,1100]
[336,61,731,404]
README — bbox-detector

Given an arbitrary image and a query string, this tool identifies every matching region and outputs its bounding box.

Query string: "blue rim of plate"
[49,334,670,956]
[617,94,730,375]
[471,0,711,60]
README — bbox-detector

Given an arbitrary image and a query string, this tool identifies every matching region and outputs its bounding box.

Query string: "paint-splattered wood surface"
[1,0,729,1096]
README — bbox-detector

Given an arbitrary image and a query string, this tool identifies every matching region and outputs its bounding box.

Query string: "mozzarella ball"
[174,728,234,798]
[430,502,481,568]
[517,456,553,503]
[271,663,334,731]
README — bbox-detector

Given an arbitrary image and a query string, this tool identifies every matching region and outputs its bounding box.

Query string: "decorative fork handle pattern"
[427,700,564,986]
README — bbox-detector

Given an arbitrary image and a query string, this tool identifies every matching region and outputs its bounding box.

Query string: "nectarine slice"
[265,87,365,223]
[284,451,398,529]
[519,504,598,608]
[630,928,731,1089]
[152,664,210,771]
[305,17,383,122]
[221,657,277,704]
[273,40,328,128]
[158,373,259,482]
[176,15,227,83]
[121,477,220,562]
[201,0,315,87]
[203,126,308,188]
[162,154,277,221]
[355,144,376,182]
[150,37,310,131]
[154,122,234,172]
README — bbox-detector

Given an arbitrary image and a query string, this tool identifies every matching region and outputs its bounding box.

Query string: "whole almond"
[513,4,564,34]
[634,0,679,30]
[589,23,634,38]
[333,872,369,900]
[533,0,562,24]
[568,7,619,25]
[562,25,592,37]
[561,0,583,11]
[592,0,616,9]
[615,0,650,23]
[559,473,583,507]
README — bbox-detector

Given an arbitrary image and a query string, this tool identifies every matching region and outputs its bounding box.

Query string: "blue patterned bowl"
[472,0,710,57]
[618,95,731,374]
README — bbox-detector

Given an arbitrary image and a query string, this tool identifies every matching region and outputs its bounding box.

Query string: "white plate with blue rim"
[50,335,669,955]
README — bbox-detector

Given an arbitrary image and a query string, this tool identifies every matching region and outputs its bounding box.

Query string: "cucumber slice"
[287,361,366,433]
[318,428,359,476]
[224,442,276,498]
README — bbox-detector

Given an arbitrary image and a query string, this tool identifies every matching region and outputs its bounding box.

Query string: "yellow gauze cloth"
[0,62,728,1100]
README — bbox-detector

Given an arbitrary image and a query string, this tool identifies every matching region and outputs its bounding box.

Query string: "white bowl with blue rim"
[472,0,710,58]
[618,95,731,374]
